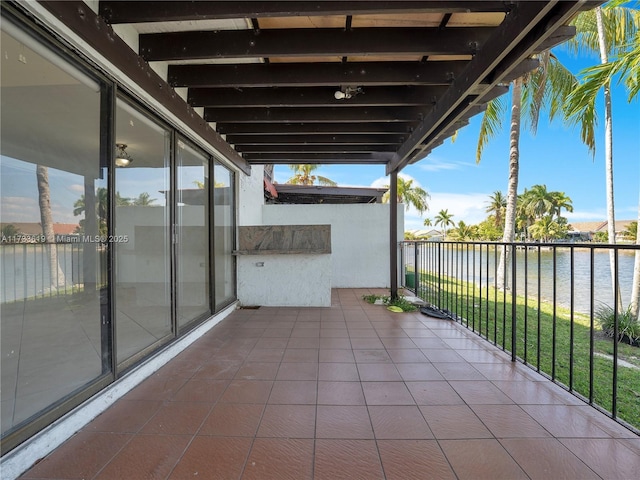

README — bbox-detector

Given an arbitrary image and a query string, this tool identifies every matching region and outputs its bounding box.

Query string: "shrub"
[362,294,418,312]
[595,303,640,346]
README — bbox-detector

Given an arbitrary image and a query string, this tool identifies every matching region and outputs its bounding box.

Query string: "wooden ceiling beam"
[227,134,407,145]
[140,27,494,61]
[235,144,398,153]
[205,106,429,123]
[243,152,395,164]
[100,1,512,24]
[169,61,466,88]
[216,122,417,135]
[188,86,446,108]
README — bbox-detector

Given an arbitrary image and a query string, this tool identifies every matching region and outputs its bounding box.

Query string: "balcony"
[17,288,639,479]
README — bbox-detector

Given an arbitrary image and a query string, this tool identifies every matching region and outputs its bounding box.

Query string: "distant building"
[568,220,635,242]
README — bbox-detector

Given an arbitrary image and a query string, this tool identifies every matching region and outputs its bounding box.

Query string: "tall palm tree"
[523,184,556,220]
[477,51,580,287]
[486,191,507,228]
[564,2,638,311]
[36,165,66,289]
[287,164,336,186]
[549,190,574,221]
[434,209,455,239]
[423,217,433,227]
[452,220,477,241]
[382,176,430,215]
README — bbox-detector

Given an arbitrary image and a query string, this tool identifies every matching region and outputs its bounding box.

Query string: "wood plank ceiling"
[94,1,597,174]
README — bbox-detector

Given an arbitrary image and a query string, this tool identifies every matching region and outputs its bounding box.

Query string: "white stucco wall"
[238,164,265,226]
[262,203,404,288]
[237,254,331,307]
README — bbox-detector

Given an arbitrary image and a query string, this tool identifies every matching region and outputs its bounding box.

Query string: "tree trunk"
[596,7,623,311]
[497,78,522,290]
[36,165,66,290]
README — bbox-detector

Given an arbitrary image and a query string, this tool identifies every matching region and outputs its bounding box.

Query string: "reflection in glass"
[177,139,211,327]
[114,99,172,368]
[1,25,107,437]
[213,161,236,310]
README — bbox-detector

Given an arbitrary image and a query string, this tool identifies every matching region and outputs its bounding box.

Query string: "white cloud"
[371,173,490,230]
[0,196,40,223]
[370,172,425,189]
[415,158,473,172]
[67,184,85,193]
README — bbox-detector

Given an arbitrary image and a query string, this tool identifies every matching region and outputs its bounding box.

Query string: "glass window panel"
[1,25,107,437]
[114,99,172,368]
[213,161,236,310]
[176,139,211,327]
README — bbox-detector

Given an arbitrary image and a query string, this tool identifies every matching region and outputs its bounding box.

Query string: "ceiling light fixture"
[334,85,363,100]
[115,143,133,167]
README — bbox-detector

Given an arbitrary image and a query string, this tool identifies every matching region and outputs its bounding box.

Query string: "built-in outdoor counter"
[235,225,332,307]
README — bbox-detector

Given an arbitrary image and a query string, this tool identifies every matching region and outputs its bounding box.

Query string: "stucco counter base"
[237,254,332,307]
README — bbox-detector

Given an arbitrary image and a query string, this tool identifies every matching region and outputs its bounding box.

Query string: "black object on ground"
[420,305,452,319]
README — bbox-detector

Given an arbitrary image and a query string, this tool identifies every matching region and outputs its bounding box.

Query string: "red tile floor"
[20,289,640,479]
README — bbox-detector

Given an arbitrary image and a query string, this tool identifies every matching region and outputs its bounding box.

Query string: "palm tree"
[423,217,433,227]
[36,165,66,289]
[564,3,638,312]
[133,192,157,206]
[74,187,107,235]
[522,184,556,220]
[434,209,455,239]
[486,191,507,229]
[549,190,574,221]
[287,164,336,186]
[382,176,430,215]
[529,216,566,243]
[477,50,580,287]
[452,220,477,241]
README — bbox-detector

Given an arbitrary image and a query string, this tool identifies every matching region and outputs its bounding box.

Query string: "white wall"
[262,203,404,288]
[238,164,265,226]
[237,254,331,307]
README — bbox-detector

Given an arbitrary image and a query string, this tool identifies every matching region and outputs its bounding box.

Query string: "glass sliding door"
[213,161,236,310]
[1,22,108,449]
[176,138,211,328]
[114,99,172,369]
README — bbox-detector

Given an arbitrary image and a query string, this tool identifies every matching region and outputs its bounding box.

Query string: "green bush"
[362,294,418,312]
[595,303,640,346]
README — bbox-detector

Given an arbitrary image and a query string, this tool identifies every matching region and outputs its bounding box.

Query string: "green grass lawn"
[412,269,640,432]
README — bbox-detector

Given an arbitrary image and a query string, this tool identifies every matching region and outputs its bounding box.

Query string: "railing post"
[511,242,517,362]
[389,170,398,299]
[414,242,420,296]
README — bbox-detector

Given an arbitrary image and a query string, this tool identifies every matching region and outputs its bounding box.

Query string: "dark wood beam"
[389,1,586,173]
[188,86,446,108]
[37,1,250,175]
[100,2,511,24]
[140,27,494,61]
[217,122,417,135]
[534,25,576,52]
[243,152,395,164]
[168,61,466,88]
[205,106,429,123]
[494,58,540,84]
[235,144,397,153]
[227,134,407,145]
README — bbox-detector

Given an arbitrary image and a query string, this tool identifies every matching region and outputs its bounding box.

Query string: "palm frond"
[476,94,507,163]
[317,176,337,186]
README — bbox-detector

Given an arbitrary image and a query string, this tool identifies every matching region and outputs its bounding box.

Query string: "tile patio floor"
[19,289,640,479]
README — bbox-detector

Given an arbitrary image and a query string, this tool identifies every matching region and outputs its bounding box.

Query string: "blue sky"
[274,49,640,231]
